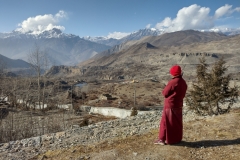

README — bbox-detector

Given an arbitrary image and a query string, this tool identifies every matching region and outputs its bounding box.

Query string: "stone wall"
[80,106,158,118]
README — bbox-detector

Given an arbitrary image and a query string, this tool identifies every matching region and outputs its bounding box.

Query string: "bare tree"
[28,43,50,110]
[0,59,8,103]
[0,58,6,77]
[16,77,33,110]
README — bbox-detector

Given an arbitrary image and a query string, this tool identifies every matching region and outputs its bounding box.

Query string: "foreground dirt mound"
[32,108,240,160]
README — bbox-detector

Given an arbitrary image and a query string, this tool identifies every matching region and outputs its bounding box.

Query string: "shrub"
[186,57,239,115]
[80,118,89,127]
[130,107,138,116]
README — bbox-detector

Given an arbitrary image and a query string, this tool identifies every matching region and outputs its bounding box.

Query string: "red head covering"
[170,65,182,76]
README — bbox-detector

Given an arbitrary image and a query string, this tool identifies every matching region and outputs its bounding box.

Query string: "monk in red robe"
[155,65,187,145]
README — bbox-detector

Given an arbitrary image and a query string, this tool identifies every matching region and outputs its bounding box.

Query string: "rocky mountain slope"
[125,29,228,47]
[88,32,239,66]
[73,30,239,80]
[80,30,228,66]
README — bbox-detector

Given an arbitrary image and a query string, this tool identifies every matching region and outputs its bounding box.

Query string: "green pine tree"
[186,57,239,115]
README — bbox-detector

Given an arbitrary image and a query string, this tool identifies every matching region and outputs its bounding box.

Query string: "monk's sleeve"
[162,81,174,98]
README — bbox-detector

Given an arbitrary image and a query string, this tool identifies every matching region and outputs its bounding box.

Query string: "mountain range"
[44,30,240,81]
[82,28,240,46]
[83,28,162,46]
[79,30,229,66]
[0,28,240,75]
[0,28,163,67]
[0,28,111,66]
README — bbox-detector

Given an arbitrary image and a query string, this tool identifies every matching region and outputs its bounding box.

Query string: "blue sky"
[0,0,239,38]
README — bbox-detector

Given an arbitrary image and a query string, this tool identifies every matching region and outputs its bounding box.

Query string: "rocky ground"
[0,106,240,160]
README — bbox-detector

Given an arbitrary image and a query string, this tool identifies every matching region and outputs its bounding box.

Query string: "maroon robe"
[159,75,187,144]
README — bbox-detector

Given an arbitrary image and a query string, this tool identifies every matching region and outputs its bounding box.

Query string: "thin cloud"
[216,16,234,22]
[214,4,233,19]
[107,31,130,39]
[155,4,240,32]
[16,10,67,34]
[235,7,240,12]
[145,24,151,29]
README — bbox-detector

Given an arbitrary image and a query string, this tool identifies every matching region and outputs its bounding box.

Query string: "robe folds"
[159,75,187,144]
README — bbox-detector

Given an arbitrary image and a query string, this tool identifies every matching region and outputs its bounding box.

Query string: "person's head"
[169,65,182,77]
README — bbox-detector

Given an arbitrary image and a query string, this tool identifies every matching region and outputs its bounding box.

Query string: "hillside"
[1,107,239,160]
[36,108,240,160]
[0,54,30,69]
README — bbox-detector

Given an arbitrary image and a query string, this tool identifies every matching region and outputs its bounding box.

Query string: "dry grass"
[32,108,240,160]
[0,109,116,143]
[0,110,68,143]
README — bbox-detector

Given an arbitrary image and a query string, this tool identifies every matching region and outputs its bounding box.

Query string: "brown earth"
[32,108,240,160]
[79,79,166,109]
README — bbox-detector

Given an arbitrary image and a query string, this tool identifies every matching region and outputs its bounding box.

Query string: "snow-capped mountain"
[0,28,111,66]
[83,28,163,47]
[83,36,121,47]
[120,28,162,42]
[84,36,108,42]
[209,28,240,36]
[0,28,78,39]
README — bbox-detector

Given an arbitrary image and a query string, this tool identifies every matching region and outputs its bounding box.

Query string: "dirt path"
[32,108,240,160]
